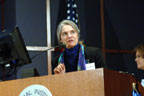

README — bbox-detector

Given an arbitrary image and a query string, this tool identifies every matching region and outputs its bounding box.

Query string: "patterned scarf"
[132,83,141,96]
[58,44,86,71]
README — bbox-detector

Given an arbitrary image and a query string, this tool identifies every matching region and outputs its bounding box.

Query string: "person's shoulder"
[84,46,101,53]
[84,46,102,57]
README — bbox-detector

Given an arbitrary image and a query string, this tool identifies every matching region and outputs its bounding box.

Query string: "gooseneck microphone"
[58,42,66,48]
[31,43,66,60]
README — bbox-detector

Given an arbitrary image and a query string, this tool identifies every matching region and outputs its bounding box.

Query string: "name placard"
[86,62,95,70]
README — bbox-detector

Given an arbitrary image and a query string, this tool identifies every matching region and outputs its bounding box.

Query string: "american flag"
[66,0,79,26]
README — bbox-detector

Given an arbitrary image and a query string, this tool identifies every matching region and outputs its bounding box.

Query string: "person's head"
[133,44,144,70]
[57,20,80,48]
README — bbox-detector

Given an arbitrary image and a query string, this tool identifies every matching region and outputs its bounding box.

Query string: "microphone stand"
[31,46,58,60]
[31,43,66,60]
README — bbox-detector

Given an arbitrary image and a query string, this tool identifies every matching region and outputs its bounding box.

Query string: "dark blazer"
[84,46,106,68]
[52,46,107,73]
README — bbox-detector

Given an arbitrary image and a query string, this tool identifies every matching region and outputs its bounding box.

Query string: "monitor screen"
[0,26,31,66]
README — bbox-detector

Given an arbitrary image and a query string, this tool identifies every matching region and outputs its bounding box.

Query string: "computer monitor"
[0,26,31,67]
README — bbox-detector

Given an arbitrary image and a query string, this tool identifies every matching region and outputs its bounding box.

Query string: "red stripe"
[1,0,5,80]
[104,49,132,54]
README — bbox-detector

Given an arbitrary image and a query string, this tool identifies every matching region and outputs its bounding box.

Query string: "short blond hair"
[56,20,80,43]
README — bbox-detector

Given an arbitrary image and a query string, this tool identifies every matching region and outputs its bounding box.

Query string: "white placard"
[141,79,144,87]
[86,62,95,70]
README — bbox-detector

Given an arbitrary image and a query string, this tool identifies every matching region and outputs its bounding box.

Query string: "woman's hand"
[54,63,66,74]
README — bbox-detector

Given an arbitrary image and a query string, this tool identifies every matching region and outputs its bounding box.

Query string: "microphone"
[58,42,66,48]
[118,71,135,76]
[31,43,65,59]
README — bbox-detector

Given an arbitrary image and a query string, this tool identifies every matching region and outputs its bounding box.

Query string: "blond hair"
[56,20,80,43]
